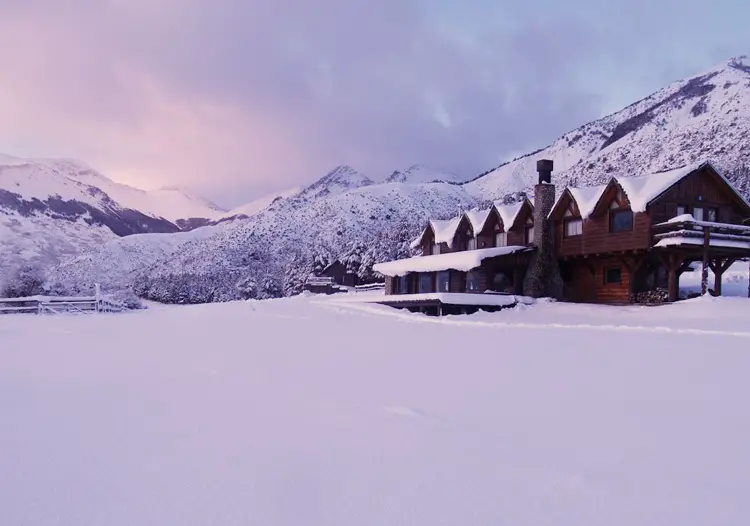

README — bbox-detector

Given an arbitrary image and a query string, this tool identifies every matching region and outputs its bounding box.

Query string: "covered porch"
[372,246,534,315]
[643,217,750,302]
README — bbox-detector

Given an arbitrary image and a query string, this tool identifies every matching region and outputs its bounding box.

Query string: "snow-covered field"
[2,294,750,525]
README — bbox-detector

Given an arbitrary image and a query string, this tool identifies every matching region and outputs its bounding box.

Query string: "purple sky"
[0,0,748,206]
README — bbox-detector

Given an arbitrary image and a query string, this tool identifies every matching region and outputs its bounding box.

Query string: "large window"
[564,218,583,237]
[604,267,622,285]
[609,209,633,232]
[397,275,408,294]
[437,271,450,292]
[466,270,481,292]
[419,273,433,293]
[495,231,507,247]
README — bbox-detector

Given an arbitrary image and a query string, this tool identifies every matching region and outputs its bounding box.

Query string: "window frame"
[418,273,433,294]
[692,206,704,222]
[603,267,622,285]
[525,225,535,245]
[465,270,481,292]
[397,274,408,294]
[436,270,450,293]
[495,231,507,247]
[563,217,583,237]
[609,209,634,233]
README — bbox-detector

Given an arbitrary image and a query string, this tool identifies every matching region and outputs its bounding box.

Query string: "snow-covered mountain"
[464,56,750,200]
[9,55,750,301]
[0,155,224,281]
[385,164,465,184]
[295,165,375,201]
[219,185,303,220]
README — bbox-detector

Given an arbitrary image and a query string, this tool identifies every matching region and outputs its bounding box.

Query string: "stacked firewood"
[630,289,669,305]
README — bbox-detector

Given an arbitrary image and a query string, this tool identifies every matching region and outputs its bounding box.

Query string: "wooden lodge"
[372,159,750,313]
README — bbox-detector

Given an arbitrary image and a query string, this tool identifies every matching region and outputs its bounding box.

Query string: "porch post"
[666,254,682,303]
[701,229,710,296]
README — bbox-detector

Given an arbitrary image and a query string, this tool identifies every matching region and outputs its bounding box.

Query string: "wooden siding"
[555,181,651,256]
[562,257,635,304]
[648,165,750,225]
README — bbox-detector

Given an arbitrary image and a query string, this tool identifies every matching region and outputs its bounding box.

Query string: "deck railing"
[354,282,385,293]
[652,217,750,247]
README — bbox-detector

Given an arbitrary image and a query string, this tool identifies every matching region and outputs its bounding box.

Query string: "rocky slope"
[464,56,750,200]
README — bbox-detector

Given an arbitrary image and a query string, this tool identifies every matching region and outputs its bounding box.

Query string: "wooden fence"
[0,286,126,315]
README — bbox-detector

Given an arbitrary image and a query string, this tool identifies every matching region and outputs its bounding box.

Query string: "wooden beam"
[701,228,710,296]
[617,256,633,273]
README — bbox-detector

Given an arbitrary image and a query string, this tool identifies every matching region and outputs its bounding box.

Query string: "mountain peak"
[386,164,464,184]
[297,165,374,200]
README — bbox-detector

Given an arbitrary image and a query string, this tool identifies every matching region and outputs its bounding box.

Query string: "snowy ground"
[2,294,750,525]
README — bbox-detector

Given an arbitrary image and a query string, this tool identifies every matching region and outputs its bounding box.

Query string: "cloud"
[0,0,746,206]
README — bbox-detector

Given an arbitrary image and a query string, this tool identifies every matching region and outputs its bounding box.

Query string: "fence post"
[95,283,101,313]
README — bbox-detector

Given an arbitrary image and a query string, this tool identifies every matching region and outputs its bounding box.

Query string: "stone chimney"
[523,159,564,299]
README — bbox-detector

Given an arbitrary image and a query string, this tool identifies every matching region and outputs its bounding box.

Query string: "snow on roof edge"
[373,246,530,276]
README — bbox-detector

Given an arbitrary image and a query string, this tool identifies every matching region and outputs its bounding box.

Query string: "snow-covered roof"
[567,185,608,218]
[549,159,748,219]
[373,245,529,276]
[464,209,491,234]
[616,162,704,213]
[431,217,463,247]
[492,202,526,229]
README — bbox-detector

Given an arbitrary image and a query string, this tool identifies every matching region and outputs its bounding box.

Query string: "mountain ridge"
[5,55,750,300]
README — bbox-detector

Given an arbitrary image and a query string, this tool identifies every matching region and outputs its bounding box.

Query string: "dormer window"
[564,218,583,237]
[431,243,441,255]
[609,209,633,232]
[495,231,507,247]
[525,225,535,245]
[467,237,477,250]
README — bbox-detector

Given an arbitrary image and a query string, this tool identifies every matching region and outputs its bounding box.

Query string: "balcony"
[652,215,750,254]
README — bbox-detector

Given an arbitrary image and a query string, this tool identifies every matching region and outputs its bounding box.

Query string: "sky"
[0,0,748,207]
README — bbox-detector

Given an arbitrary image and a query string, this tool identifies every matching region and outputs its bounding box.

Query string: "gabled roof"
[409,200,532,250]
[409,216,464,250]
[464,209,492,234]
[549,159,749,219]
[492,201,527,229]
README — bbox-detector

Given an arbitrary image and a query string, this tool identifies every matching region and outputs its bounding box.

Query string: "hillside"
[464,56,750,200]
[219,185,304,220]
[0,155,225,283]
